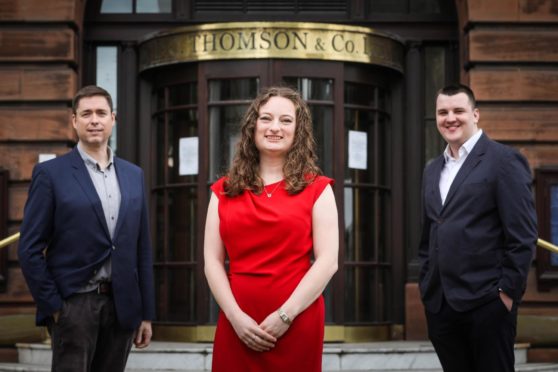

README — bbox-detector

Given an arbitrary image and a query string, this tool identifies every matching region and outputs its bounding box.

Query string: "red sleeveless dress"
[210,176,333,372]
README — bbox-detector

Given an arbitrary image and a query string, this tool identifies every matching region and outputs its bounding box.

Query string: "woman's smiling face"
[254,96,297,157]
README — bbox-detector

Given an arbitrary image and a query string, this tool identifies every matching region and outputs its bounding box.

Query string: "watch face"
[278,310,291,324]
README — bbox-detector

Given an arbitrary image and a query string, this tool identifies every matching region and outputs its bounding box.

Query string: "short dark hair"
[437,84,476,108]
[72,85,114,114]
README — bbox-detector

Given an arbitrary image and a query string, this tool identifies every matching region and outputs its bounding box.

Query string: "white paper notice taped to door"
[179,137,199,175]
[348,130,367,170]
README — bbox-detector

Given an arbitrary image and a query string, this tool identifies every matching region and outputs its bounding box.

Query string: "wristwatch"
[277,308,292,325]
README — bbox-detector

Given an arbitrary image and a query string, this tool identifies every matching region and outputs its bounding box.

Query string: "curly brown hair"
[224,86,322,196]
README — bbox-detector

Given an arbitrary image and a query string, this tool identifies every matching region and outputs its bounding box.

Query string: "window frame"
[535,168,558,291]
[0,170,8,293]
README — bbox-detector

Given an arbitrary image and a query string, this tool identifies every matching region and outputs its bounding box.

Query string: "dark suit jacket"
[18,148,155,330]
[418,133,537,313]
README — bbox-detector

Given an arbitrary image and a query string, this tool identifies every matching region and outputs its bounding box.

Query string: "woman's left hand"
[259,311,290,339]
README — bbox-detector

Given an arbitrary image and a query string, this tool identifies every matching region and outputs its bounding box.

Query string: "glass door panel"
[168,110,198,184]
[344,81,392,323]
[208,79,259,101]
[155,266,196,322]
[283,77,334,176]
[167,187,197,262]
[208,105,249,179]
[208,78,259,180]
[152,80,199,323]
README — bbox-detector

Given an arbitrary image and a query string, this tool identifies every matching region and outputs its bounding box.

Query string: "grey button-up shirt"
[76,143,121,292]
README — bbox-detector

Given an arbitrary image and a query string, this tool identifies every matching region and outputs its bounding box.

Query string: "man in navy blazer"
[418,84,537,372]
[18,85,155,372]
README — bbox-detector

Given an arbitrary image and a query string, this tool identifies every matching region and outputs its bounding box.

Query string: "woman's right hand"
[229,311,277,352]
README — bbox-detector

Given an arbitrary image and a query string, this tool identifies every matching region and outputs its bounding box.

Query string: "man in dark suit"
[418,84,537,372]
[18,85,155,372]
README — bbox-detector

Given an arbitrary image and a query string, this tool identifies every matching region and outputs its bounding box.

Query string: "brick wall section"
[0,0,83,310]
[457,0,558,166]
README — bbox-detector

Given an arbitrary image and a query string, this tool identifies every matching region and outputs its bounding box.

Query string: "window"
[96,46,118,152]
[369,0,453,14]
[100,0,172,14]
[101,0,132,13]
[535,168,558,291]
[137,0,172,13]
[193,0,347,12]
[0,170,7,292]
[551,186,558,267]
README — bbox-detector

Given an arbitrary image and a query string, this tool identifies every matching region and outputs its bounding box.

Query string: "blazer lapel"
[429,156,445,214]
[70,148,111,239]
[441,133,488,212]
[113,158,129,239]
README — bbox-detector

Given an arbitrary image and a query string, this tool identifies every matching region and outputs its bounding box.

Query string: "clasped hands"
[231,310,291,352]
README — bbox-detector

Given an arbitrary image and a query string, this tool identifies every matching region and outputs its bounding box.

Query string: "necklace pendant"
[263,180,281,198]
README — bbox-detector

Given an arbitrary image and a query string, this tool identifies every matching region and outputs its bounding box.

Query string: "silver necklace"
[263,182,281,198]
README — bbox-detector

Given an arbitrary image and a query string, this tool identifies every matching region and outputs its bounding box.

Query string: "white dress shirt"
[76,143,121,292]
[439,129,483,204]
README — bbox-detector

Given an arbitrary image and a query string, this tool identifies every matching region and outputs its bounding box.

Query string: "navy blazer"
[418,133,537,314]
[18,148,155,330]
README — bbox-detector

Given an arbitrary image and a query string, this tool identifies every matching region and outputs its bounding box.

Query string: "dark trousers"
[48,292,134,372]
[426,296,517,372]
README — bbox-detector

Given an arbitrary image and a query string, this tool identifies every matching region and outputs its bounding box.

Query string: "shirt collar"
[76,142,114,170]
[443,129,483,162]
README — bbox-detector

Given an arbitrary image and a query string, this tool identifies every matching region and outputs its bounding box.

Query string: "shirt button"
[112,245,116,250]
[111,216,115,220]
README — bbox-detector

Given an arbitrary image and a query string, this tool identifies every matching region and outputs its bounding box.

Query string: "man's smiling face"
[436,92,479,155]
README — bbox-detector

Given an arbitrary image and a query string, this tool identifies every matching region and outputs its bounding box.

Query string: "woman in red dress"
[204,86,339,371]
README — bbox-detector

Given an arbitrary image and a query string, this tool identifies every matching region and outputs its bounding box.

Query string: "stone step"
[8,341,558,371]
[1,363,558,372]
[0,366,209,372]
[2,364,557,372]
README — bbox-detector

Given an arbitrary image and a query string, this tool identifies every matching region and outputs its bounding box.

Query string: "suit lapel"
[429,156,445,214]
[441,133,488,212]
[70,148,111,239]
[113,157,129,239]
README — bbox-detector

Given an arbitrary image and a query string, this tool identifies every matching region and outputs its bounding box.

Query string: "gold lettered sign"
[139,22,404,72]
